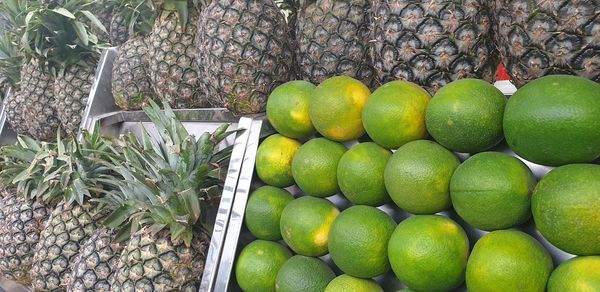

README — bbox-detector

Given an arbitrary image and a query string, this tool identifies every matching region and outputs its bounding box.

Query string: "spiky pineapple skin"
[29,202,103,291]
[110,13,129,46]
[370,0,498,93]
[109,229,209,291]
[146,5,206,109]
[112,37,156,110]
[16,60,61,141]
[0,195,50,285]
[196,0,295,114]
[68,229,122,292]
[296,0,374,86]
[495,0,600,87]
[3,91,28,135]
[54,64,95,136]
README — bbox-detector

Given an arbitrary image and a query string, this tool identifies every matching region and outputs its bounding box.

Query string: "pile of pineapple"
[0,101,234,291]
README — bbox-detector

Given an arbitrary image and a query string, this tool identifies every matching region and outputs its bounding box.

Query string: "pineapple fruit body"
[370,0,498,93]
[296,0,374,86]
[495,0,600,87]
[146,4,206,109]
[54,64,96,136]
[196,0,295,114]
[68,229,123,292]
[29,202,103,291]
[0,194,50,285]
[109,228,209,291]
[112,37,156,110]
[110,13,130,46]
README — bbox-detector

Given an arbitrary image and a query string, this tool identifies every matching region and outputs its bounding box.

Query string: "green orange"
[466,230,553,292]
[266,80,316,139]
[547,256,600,292]
[384,140,460,214]
[276,255,335,292]
[291,138,346,197]
[362,80,431,149]
[388,215,469,292]
[255,134,300,187]
[235,240,292,292]
[309,76,371,141]
[279,196,339,256]
[324,275,383,292]
[425,78,507,153]
[245,186,294,240]
[337,142,392,206]
[328,205,396,278]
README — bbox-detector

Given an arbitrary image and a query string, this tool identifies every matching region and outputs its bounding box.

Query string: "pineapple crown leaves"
[0,32,23,96]
[20,0,109,74]
[160,0,198,30]
[113,0,156,37]
[100,100,237,246]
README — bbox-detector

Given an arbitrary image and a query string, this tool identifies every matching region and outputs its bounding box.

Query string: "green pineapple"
[494,0,600,87]
[370,0,498,93]
[109,0,155,45]
[295,0,374,86]
[196,0,295,114]
[102,101,234,290]
[112,37,157,110]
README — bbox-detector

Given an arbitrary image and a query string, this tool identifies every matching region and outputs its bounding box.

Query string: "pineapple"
[370,0,498,93]
[196,0,295,114]
[146,0,207,108]
[108,0,156,46]
[102,101,234,290]
[295,0,374,86]
[0,31,22,102]
[112,37,156,110]
[54,64,96,136]
[494,0,600,87]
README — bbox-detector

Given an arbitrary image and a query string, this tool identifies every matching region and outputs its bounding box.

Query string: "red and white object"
[494,64,517,95]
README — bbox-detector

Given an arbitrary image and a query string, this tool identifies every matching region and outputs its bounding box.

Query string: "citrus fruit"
[267,80,316,139]
[324,275,383,292]
[309,76,371,141]
[450,151,536,230]
[547,256,600,292]
[291,138,346,197]
[532,164,600,255]
[425,78,506,153]
[328,205,396,278]
[388,215,469,292]
[245,186,294,240]
[255,134,301,187]
[236,240,292,292]
[362,80,431,149]
[279,196,339,256]
[384,140,460,214]
[276,255,335,292]
[466,230,553,292]
[504,75,600,166]
[337,142,392,206]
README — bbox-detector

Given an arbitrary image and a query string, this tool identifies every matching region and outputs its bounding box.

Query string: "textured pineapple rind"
[112,37,156,111]
[54,64,96,136]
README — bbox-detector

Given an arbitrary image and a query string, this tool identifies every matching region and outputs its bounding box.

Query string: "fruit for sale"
[547,256,600,292]
[147,1,207,108]
[256,134,301,188]
[466,230,553,292]
[197,0,295,114]
[54,63,96,135]
[106,0,155,46]
[337,142,391,206]
[295,0,374,86]
[324,274,383,292]
[384,140,460,214]
[494,0,600,87]
[450,152,536,230]
[245,186,294,240]
[112,36,156,110]
[362,81,430,149]
[504,75,600,166]
[106,102,235,290]
[292,138,346,197]
[425,79,507,153]
[309,76,370,141]
[266,80,316,139]
[275,255,335,292]
[388,215,469,292]
[532,164,600,255]
[328,205,396,278]
[279,196,339,256]
[236,240,292,292]
[371,0,498,93]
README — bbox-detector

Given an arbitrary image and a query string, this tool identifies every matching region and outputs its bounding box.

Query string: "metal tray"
[218,116,576,292]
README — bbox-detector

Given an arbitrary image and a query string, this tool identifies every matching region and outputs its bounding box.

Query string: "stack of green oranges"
[236,74,600,292]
